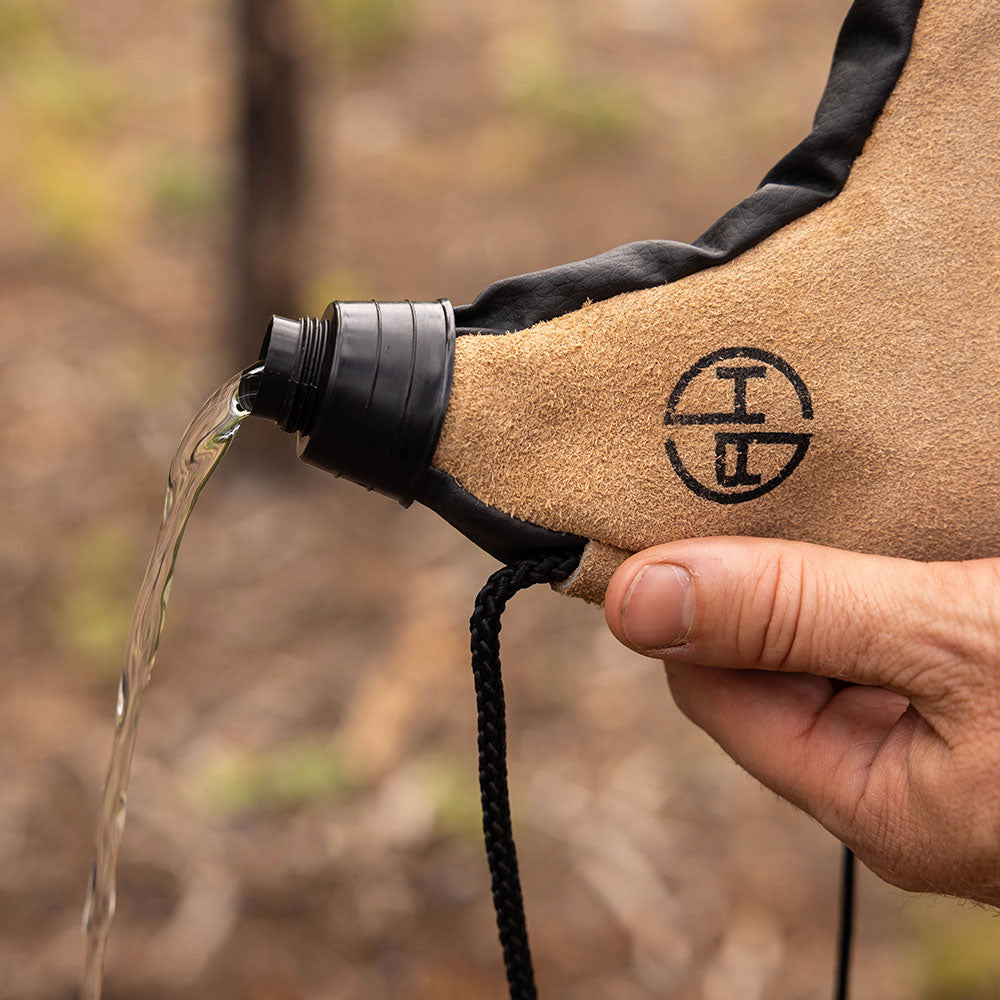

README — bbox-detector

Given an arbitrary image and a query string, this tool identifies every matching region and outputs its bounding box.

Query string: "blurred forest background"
[2,1,999,998]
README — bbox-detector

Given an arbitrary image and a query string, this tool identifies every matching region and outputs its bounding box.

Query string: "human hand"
[603,538,1000,905]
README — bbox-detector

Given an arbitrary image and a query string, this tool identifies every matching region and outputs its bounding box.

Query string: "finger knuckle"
[899,562,1000,700]
[850,785,952,895]
[739,552,799,669]
[955,561,1000,668]
[747,548,838,673]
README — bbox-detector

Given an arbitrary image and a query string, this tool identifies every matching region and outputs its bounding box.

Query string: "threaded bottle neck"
[240,315,333,434]
[281,316,330,434]
[245,300,455,507]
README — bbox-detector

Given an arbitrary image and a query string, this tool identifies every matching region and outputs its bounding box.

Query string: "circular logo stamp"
[664,347,813,504]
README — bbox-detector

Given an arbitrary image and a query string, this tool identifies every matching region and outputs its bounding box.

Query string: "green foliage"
[512,74,639,143]
[0,0,58,47]
[19,137,116,247]
[909,900,1000,999]
[0,1,130,249]
[496,28,640,146]
[303,268,375,313]
[309,0,412,68]
[5,45,119,136]
[150,149,223,219]
[195,739,357,816]
[421,756,481,845]
[57,524,138,673]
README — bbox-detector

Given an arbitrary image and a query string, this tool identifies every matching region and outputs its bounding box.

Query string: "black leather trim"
[427,0,922,562]
[417,468,585,564]
[454,0,922,336]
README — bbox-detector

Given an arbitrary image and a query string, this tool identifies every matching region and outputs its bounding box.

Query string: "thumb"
[602,538,1000,842]
[604,537,988,723]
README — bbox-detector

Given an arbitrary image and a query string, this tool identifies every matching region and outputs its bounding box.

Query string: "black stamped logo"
[664,347,813,504]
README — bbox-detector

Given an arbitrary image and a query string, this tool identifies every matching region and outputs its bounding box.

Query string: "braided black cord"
[471,551,855,1000]
[834,846,856,1000]
[469,552,581,1000]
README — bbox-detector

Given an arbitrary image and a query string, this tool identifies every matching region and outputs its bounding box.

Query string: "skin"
[603,537,1000,906]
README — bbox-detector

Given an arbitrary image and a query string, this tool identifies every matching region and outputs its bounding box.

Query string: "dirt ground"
[2,1,998,998]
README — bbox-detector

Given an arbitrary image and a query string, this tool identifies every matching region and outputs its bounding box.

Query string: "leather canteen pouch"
[421,0,1000,603]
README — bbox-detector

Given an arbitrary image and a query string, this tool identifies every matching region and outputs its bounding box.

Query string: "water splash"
[81,365,260,1000]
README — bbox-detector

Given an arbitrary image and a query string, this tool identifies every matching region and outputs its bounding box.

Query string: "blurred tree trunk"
[233,0,305,365]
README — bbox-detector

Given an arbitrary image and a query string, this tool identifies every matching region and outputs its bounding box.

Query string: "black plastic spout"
[241,299,456,506]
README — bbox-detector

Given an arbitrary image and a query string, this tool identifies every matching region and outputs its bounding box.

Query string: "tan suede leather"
[434,0,1000,604]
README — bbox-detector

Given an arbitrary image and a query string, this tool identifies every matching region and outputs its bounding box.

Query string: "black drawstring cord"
[469,551,581,1000]
[469,551,857,1000]
[834,846,856,1000]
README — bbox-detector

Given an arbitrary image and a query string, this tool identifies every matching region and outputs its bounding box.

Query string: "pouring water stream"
[81,365,260,1000]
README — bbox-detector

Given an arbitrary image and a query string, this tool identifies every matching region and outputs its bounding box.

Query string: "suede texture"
[433,0,1000,604]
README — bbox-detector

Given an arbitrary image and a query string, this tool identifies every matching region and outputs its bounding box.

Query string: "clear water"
[80,365,260,1000]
